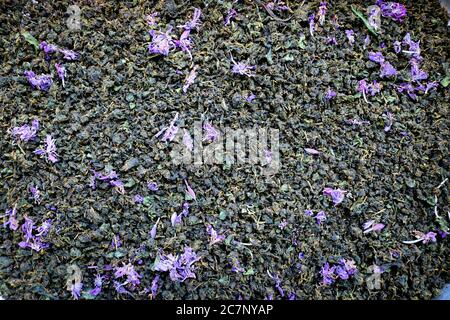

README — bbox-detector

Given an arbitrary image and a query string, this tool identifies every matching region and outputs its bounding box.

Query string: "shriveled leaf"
[351,6,378,37]
[22,31,39,50]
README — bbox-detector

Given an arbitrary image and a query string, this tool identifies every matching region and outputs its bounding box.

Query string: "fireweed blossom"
[368,5,381,31]
[323,187,346,205]
[279,219,288,230]
[393,40,402,54]
[363,220,385,234]
[1,207,19,231]
[304,209,314,217]
[11,119,39,142]
[380,61,397,78]
[184,179,197,201]
[89,274,104,296]
[70,282,83,300]
[181,202,190,217]
[397,82,418,100]
[379,1,407,22]
[174,30,193,60]
[410,58,428,82]
[357,79,382,103]
[18,216,51,252]
[326,37,337,45]
[305,148,321,155]
[402,33,421,60]
[317,2,328,25]
[402,231,437,245]
[230,56,256,77]
[146,12,159,27]
[368,51,385,64]
[114,262,142,289]
[148,26,175,56]
[206,225,225,245]
[224,8,237,26]
[153,246,200,282]
[320,259,357,285]
[29,186,41,204]
[345,30,355,45]
[202,122,220,143]
[59,48,79,61]
[182,66,198,93]
[39,41,58,60]
[247,93,256,102]
[320,262,336,285]
[24,71,53,91]
[180,8,202,31]
[55,63,66,87]
[155,112,179,142]
[34,135,58,163]
[335,259,357,280]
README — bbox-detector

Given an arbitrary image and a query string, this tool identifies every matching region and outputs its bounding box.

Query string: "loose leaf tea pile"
[0,0,449,300]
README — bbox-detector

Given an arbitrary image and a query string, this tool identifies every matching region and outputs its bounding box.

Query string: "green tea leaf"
[440,76,450,87]
[22,31,39,50]
[351,6,378,37]
[243,268,255,276]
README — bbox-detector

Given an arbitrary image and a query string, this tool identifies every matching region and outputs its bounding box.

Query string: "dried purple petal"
[345,30,355,45]
[148,26,175,56]
[380,1,407,22]
[24,71,53,92]
[380,61,398,78]
[183,66,198,93]
[315,211,327,225]
[34,135,58,163]
[39,41,58,59]
[59,48,79,61]
[368,51,385,63]
[55,63,66,87]
[206,225,225,245]
[11,119,39,142]
[224,8,237,26]
[153,247,199,282]
[231,57,256,77]
[150,218,160,239]
[180,8,202,31]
